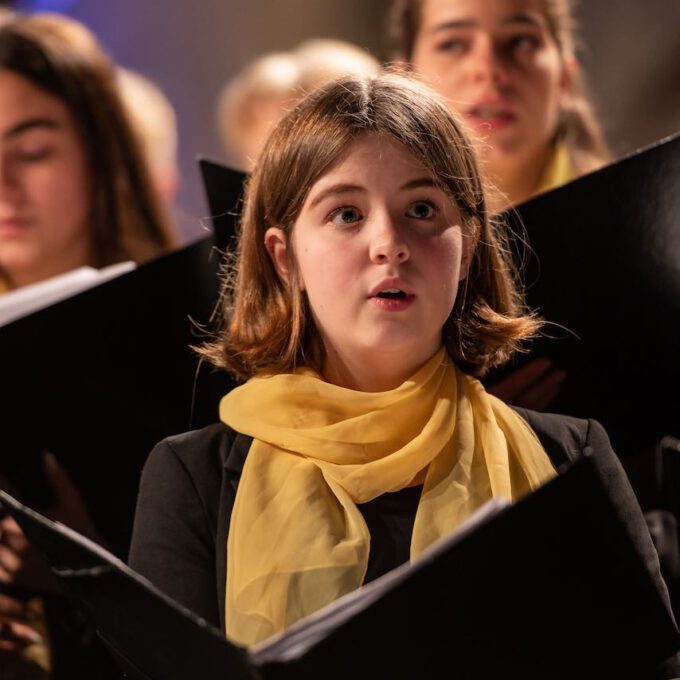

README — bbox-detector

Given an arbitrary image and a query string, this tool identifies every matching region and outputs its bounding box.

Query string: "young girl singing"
[128,72,675,672]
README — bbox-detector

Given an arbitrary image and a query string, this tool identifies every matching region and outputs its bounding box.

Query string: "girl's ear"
[560,53,578,101]
[264,227,290,284]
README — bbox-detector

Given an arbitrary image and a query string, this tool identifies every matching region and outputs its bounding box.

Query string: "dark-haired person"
[0,13,175,294]
[129,72,678,676]
[0,13,176,677]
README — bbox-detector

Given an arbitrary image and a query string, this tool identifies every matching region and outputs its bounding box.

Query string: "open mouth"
[376,289,407,300]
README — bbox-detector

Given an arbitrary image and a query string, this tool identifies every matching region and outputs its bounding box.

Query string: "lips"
[368,279,415,311]
[465,102,516,131]
[0,218,28,237]
[369,278,413,298]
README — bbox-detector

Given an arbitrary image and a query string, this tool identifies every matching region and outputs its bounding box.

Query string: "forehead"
[0,68,72,137]
[419,0,549,29]
[308,133,434,190]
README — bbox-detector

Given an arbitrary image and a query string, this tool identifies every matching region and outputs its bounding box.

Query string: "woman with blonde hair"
[216,38,380,170]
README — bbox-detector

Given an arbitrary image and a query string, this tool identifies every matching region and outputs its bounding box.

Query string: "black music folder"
[198,156,246,252]
[1,454,678,680]
[0,237,234,556]
[496,133,680,456]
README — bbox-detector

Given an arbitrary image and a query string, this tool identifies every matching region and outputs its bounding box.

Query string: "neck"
[321,342,442,393]
[483,146,552,213]
[5,247,94,291]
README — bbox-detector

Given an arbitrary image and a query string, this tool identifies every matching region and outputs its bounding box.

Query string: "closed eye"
[405,200,438,220]
[328,206,363,227]
[435,36,468,55]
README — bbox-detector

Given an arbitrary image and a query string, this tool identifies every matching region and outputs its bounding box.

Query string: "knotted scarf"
[220,349,555,647]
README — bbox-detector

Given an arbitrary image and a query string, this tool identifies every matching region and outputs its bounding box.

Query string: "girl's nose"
[469,37,509,87]
[368,216,410,264]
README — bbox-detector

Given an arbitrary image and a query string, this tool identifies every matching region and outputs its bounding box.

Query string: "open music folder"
[1,454,678,680]
[495,133,680,457]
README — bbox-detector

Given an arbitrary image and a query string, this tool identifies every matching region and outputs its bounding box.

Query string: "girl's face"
[411,0,570,173]
[266,133,472,390]
[0,69,92,289]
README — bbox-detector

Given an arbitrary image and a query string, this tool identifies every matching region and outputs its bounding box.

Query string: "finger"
[0,517,29,553]
[0,618,43,647]
[510,357,554,381]
[0,544,22,575]
[513,370,567,412]
[488,360,554,402]
[0,593,29,620]
[43,452,81,501]
[42,453,101,541]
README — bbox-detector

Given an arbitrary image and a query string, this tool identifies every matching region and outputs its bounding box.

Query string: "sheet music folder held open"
[1,454,678,680]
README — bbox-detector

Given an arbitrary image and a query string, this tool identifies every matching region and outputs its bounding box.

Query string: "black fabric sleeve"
[583,419,680,679]
[128,438,221,628]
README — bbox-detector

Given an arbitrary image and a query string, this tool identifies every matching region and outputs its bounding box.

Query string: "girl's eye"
[435,37,467,55]
[406,201,437,220]
[328,206,362,226]
[13,148,53,163]
[508,34,540,54]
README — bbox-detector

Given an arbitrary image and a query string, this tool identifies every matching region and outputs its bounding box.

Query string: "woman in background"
[389,0,609,212]
[0,12,177,678]
[0,13,176,294]
[216,38,380,170]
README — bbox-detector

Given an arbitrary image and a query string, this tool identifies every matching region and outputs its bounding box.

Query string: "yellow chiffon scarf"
[535,141,574,196]
[219,349,556,647]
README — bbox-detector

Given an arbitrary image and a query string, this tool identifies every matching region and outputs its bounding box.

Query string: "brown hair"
[0,13,176,269]
[202,72,540,380]
[387,0,608,173]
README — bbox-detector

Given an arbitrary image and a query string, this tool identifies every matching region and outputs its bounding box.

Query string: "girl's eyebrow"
[401,177,436,191]
[3,117,60,141]
[308,183,364,208]
[309,177,437,208]
[431,13,543,35]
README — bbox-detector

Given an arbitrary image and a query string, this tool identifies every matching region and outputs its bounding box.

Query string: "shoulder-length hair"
[0,13,176,267]
[388,0,609,174]
[203,72,540,380]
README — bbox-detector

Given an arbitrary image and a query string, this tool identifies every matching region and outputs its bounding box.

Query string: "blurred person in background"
[0,12,177,678]
[216,38,380,170]
[389,0,609,213]
[0,13,176,295]
[116,66,180,206]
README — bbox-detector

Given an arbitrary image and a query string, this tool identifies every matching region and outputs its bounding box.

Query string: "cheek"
[524,52,565,110]
[33,154,91,231]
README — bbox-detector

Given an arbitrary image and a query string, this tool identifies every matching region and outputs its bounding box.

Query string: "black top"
[128,409,680,677]
[359,485,422,584]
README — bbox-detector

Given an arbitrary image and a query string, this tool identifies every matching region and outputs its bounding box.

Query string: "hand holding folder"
[1,454,678,680]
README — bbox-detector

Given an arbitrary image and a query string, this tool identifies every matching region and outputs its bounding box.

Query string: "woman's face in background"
[0,69,92,289]
[411,0,569,176]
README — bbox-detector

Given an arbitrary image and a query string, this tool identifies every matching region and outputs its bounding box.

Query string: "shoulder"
[143,422,252,486]
[510,407,607,469]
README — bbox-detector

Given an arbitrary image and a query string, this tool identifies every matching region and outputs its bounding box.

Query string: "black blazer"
[128,409,679,676]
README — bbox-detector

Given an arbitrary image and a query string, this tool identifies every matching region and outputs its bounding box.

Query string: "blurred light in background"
[17,0,76,11]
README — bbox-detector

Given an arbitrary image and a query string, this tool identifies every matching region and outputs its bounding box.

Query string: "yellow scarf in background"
[535,142,574,196]
[220,349,556,647]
